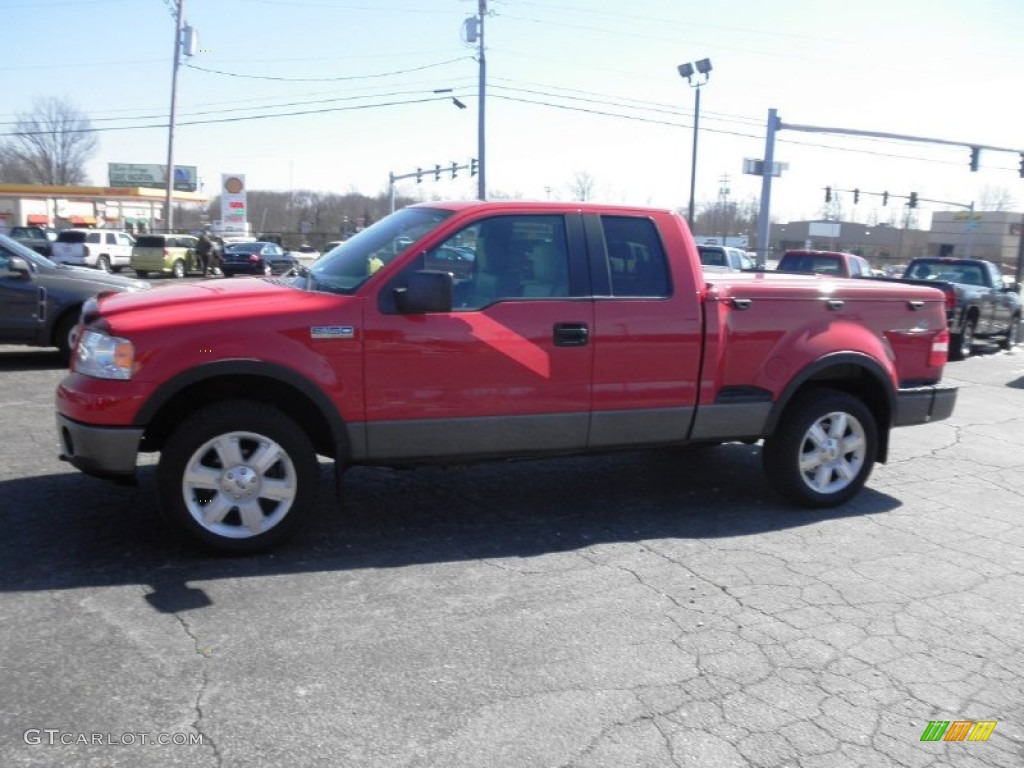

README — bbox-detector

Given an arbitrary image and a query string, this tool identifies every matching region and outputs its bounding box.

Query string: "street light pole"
[476,0,486,200]
[164,0,185,233]
[688,85,701,228]
[677,58,712,230]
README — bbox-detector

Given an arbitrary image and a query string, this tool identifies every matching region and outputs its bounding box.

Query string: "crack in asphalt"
[162,596,223,768]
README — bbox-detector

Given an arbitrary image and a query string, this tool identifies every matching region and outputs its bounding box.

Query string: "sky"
[2,0,1022,229]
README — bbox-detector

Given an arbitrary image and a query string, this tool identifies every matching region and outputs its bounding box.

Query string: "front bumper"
[893,384,958,427]
[56,413,143,482]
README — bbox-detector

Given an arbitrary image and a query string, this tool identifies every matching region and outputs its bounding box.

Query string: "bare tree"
[0,97,98,185]
[978,185,1015,211]
[567,171,596,202]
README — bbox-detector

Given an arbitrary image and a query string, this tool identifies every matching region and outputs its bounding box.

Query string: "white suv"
[51,229,135,272]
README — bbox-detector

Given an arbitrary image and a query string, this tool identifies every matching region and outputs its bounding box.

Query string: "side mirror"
[393,270,453,314]
[4,256,31,278]
[1005,282,1021,294]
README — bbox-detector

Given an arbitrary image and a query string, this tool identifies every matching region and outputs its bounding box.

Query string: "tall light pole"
[677,58,712,230]
[476,0,487,200]
[164,0,186,233]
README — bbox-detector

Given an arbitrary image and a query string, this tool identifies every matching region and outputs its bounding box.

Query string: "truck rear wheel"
[157,401,319,554]
[1001,316,1020,350]
[950,319,975,361]
[763,388,877,508]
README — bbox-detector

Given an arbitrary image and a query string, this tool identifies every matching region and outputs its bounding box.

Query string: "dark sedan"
[0,233,150,361]
[220,241,298,277]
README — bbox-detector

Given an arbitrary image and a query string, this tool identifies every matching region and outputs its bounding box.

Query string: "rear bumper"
[56,413,142,481]
[893,384,958,427]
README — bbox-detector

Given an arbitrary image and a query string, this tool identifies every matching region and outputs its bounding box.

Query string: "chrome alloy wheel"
[181,431,298,539]
[797,410,867,495]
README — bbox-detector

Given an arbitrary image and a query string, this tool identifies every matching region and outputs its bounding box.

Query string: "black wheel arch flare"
[133,359,351,465]
[763,352,897,464]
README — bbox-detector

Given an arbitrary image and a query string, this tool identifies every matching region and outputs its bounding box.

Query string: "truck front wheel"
[763,388,877,508]
[157,401,320,553]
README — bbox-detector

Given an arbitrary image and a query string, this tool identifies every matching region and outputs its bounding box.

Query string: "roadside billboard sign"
[108,163,198,192]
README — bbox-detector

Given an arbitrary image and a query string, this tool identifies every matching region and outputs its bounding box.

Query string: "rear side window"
[697,246,726,267]
[135,235,165,248]
[602,216,670,297]
[57,231,87,243]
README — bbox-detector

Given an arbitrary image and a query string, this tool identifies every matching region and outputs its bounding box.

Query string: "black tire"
[157,401,320,554]
[950,319,975,361]
[96,255,111,273]
[134,270,148,278]
[172,259,186,279]
[1001,316,1020,350]
[54,312,80,364]
[762,388,878,508]
[221,270,234,278]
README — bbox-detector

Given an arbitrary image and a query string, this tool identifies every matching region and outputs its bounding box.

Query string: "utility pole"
[164,0,185,233]
[476,0,487,200]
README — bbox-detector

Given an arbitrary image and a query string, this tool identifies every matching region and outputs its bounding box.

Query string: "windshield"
[0,233,57,267]
[301,206,454,294]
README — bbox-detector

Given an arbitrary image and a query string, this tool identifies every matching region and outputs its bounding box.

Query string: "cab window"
[602,216,670,297]
[380,215,571,313]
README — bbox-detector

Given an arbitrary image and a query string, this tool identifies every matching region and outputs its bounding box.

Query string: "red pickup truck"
[56,201,957,553]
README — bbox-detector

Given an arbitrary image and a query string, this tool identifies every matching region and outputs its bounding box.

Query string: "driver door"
[0,243,42,343]
[360,213,594,461]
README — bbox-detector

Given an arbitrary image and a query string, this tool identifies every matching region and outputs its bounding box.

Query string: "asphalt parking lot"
[0,343,1022,767]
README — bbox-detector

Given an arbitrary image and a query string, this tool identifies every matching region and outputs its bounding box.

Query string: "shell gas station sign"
[220,174,247,232]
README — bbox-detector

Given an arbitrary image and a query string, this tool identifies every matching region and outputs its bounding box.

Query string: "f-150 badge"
[310,326,355,339]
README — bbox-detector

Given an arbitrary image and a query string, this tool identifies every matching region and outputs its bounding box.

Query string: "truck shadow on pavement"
[0,349,67,371]
[0,444,900,606]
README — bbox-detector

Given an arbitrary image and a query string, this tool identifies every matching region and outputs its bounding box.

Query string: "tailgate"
[51,242,81,260]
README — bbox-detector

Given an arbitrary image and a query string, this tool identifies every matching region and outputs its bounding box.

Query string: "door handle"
[825,299,845,311]
[553,322,589,347]
[907,300,924,310]
[731,298,753,310]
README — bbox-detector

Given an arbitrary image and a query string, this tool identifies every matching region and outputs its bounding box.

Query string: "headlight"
[74,330,135,380]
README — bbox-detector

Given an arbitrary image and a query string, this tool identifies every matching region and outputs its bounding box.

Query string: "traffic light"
[434,164,441,181]
[470,158,478,177]
[416,167,423,183]
[853,188,860,204]
[969,146,980,172]
[451,161,458,179]
[908,192,918,209]
[882,191,889,206]
[825,186,832,203]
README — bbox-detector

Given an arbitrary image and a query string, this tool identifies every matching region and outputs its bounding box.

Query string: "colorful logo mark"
[920,720,997,742]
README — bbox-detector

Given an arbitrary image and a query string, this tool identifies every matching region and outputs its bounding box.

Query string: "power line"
[0,96,455,137]
[183,56,472,82]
